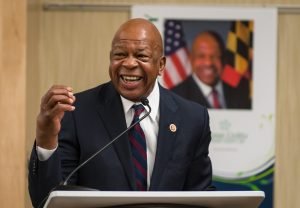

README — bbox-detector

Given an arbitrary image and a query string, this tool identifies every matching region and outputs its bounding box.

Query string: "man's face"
[109,23,165,102]
[190,34,223,87]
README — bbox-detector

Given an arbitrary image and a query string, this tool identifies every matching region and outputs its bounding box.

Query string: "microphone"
[60,96,151,187]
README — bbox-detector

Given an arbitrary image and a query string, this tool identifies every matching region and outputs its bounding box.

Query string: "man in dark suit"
[172,31,251,109]
[28,18,213,207]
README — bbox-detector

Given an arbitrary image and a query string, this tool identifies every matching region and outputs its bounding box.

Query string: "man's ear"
[158,56,166,76]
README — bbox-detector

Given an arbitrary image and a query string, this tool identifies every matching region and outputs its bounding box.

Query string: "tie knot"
[212,88,218,95]
[132,104,145,117]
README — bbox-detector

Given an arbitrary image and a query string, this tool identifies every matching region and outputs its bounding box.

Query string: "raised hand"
[36,85,76,149]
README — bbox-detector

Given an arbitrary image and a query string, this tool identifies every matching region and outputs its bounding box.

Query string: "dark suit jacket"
[28,82,212,207]
[171,76,251,109]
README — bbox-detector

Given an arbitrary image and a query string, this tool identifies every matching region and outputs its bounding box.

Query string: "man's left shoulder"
[161,86,207,111]
[223,78,249,92]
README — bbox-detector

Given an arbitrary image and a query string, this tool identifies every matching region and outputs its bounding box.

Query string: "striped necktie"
[129,104,147,191]
[212,88,221,109]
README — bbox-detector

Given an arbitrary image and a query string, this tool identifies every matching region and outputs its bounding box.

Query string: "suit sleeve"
[183,107,213,190]
[28,111,79,207]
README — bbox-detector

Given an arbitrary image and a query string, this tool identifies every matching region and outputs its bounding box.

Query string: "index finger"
[42,85,74,106]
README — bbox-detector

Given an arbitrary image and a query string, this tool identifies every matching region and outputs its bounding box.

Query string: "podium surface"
[44,191,264,208]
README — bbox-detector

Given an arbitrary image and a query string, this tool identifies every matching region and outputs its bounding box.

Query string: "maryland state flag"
[222,21,254,91]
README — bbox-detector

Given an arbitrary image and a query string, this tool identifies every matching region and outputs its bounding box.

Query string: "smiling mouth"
[202,67,217,75]
[121,75,143,82]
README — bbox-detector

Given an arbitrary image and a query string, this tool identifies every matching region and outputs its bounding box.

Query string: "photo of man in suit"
[28,18,213,207]
[172,31,251,109]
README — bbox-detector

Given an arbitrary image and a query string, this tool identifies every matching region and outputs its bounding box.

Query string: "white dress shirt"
[192,73,227,108]
[37,80,160,188]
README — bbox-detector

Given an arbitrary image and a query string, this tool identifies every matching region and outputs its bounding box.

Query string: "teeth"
[122,76,141,81]
[203,67,215,75]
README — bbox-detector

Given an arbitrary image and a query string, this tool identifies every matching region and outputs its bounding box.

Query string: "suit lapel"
[95,83,135,189]
[150,87,180,189]
[187,77,211,108]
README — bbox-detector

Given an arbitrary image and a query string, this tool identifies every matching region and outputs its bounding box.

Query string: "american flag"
[161,20,191,89]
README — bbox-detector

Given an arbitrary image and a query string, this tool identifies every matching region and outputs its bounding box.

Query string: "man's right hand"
[36,85,76,150]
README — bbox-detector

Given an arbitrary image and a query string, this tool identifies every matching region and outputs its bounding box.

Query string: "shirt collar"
[192,73,223,96]
[120,80,160,122]
[214,81,223,95]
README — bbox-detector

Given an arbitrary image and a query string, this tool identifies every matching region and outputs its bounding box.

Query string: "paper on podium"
[44,191,265,208]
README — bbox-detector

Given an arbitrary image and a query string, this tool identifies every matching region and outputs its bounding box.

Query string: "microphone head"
[140,97,149,106]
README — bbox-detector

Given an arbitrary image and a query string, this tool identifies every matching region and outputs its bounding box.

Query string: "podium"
[44,191,264,208]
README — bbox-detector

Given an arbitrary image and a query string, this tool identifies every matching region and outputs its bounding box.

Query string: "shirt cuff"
[36,145,58,161]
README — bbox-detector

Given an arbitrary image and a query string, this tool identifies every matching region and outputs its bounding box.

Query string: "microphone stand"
[37,97,152,207]
[61,97,151,187]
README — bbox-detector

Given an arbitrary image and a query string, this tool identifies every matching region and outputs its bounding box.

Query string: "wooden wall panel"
[26,0,300,207]
[275,13,300,208]
[0,0,26,207]
[40,11,128,92]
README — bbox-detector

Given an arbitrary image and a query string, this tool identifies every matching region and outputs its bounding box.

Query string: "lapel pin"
[169,123,177,132]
